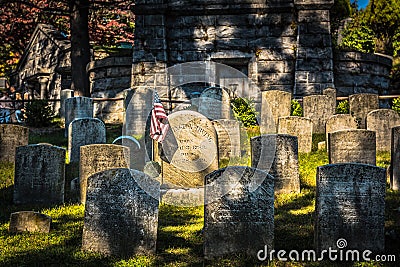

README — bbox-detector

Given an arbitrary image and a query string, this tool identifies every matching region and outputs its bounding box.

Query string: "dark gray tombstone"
[391,126,400,190]
[303,95,335,134]
[9,211,51,233]
[13,144,66,205]
[198,87,231,120]
[251,134,300,193]
[0,124,29,163]
[204,166,274,259]
[82,168,160,257]
[64,96,94,136]
[349,93,379,129]
[315,163,386,254]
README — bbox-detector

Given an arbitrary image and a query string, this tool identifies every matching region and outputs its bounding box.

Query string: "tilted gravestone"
[303,95,335,134]
[212,119,241,160]
[251,134,300,193]
[198,87,231,120]
[315,163,386,254]
[13,144,66,205]
[68,118,106,164]
[204,166,274,259]
[9,211,51,233]
[260,90,291,134]
[367,109,400,152]
[80,144,130,204]
[64,96,94,136]
[328,129,376,165]
[278,116,313,153]
[82,168,160,257]
[0,124,29,163]
[325,114,358,151]
[391,126,400,190]
[349,93,379,129]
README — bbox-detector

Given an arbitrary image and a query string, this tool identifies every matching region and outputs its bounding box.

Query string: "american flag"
[150,91,169,143]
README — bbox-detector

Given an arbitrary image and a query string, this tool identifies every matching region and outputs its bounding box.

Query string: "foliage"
[336,99,350,114]
[290,99,303,117]
[330,0,352,38]
[231,97,258,127]
[24,100,55,127]
[392,97,400,115]
[339,18,376,53]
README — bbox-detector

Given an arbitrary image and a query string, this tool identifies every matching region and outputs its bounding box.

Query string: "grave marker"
[303,95,335,134]
[260,90,291,134]
[349,93,379,129]
[0,124,29,163]
[367,109,400,152]
[64,97,93,136]
[9,211,51,233]
[198,87,231,120]
[278,116,313,153]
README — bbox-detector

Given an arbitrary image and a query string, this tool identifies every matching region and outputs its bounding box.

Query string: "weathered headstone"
[303,95,335,134]
[161,110,218,187]
[60,89,74,122]
[0,124,29,163]
[325,114,358,150]
[68,118,106,164]
[204,166,274,259]
[124,88,153,136]
[322,87,336,114]
[315,163,386,254]
[328,129,376,165]
[198,87,231,120]
[251,134,300,193]
[391,126,400,190]
[278,116,313,153]
[349,93,379,129]
[367,109,400,152]
[80,144,130,204]
[64,96,94,136]
[9,211,51,233]
[212,119,241,160]
[260,90,291,134]
[13,144,66,205]
[82,168,160,257]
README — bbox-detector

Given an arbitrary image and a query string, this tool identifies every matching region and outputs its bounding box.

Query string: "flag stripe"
[150,92,169,143]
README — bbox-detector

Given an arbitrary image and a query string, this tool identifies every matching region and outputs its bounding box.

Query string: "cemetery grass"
[0,127,399,266]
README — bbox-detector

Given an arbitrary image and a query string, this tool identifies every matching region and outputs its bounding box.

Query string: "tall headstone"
[204,166,274,259]
[68,118,106,164]
[325,114,358,150]
[251,134,300,193]
[0,124,29,163]
[315,163,386,253]
[60,89,74,122]
[124,88,154,136]
[367,109,400,152]
[303,95,335,134]
[322,87,336,114]
[212,119,241,160]
[260,90,291,134]
[328,129,376,165]
[278,116,313,153]
[198,87,231,120]
[391,126,400,190]
[161,110,218,187]
[80,144,130,204]
[349,93,379,129]
[9,211,51,233]
[13,144,66,205]
[64,96,94,137]
[82,168,160,257]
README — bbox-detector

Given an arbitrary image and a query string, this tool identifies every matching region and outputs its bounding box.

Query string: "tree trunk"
[70,0,90,97]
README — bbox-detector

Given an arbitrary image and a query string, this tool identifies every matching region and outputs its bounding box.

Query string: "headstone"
[80,144,130,204]
[303,95,335,134]
[13,144,66,205]
[315,163,386,253]
[212,119,241,160]
[64,96,94,137]
[325,114,358,150]
[278,116,313,153]
[124,88,153,136]
[60,89,74,122]
[198,87,231,120]
[0,124,29,163]
[391,126,400,190]
[349,93,379,129]
[204,166,274,259]
[82,168,160,257]
[322,87,336,114]
[251,134,300,193]
[68,118,106,164]
[161,110,218,187]
[367,109,400,152]
[260,90,291,134]
[328,129,376,165]
[9,211,51,233]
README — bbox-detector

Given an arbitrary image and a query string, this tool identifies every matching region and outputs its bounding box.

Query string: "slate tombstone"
[0,124,29,163]
[13,144,66,205]
[198,87,231,120]
[349,93,379,129]
[278,116,313,153]
[325,114,358,151]
[391,126,400,190]
[64,96,94,137]
[82,168,160,257]
[204,166,274,259]
[315,163,386,254]
[303,95,335,134]
[260,90,291,134]
[212,119,241,160]
[9,211,51,233]
[124,87,154,136]
[328,129,376,165]
[79,144,130,204]
[251,134,300,193]
[367,109,400,152]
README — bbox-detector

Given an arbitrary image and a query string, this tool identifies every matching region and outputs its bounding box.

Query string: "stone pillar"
[294,0,335,96]
[38,76,49,99]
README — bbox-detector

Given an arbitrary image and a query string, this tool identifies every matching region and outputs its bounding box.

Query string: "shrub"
[231,97,258,127]
[291,99,303,116]
[24,100,55,127]
[339,21,375,53]
[336,100,349,114]
[392,97,400,115]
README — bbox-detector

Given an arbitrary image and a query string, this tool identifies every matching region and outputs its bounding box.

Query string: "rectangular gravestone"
[60,89,74,123]
[212,119,241,160]
[64,97,94,137]
[9,211,51,233]
[0,124,29,163]
[367,109,400,152]
[278,116,313,153]
[260,90,291,134]
[349,93,379,129]
[325,114,358,152]
[303,95,335,134]
[198,87,231,120]
[315,163,386,254]
[204,166,274,259]
[82,168,160,257]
